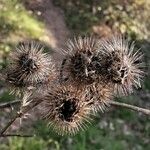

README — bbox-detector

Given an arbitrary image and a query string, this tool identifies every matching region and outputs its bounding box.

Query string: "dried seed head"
[60,36,99,87]
[42,85,92,135]
[86,84,113,113]
[6,42,55,92]
[97,36,144,95]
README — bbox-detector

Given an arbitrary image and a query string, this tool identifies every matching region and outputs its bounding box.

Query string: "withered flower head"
[42,85,92,135]
[97,36,144,95]
[60,36,99,86]
[6,42,55,92]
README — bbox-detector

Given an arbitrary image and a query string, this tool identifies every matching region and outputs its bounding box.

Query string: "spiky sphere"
[42,85,92,135]
[60,36,99,87]
[96,36,143,95]
[6,42,55,92]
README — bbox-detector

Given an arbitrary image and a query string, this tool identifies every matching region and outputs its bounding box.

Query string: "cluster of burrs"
[3,35,143,135]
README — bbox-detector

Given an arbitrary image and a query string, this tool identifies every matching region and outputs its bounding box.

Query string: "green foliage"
[1,137,60,150]
[0,0,44,70]
[54,0,150,39]
[4,113,147,150]
[0,91,15,102]
[0,0,44,38]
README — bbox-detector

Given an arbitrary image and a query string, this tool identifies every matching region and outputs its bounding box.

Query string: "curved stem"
[0,100,41,135]
[0,112,22,135]
[109,101,150,115]
[0,99,149,138]
[0,133,34,138]
[0,100,20,109]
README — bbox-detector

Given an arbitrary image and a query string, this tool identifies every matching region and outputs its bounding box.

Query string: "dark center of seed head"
[59,99,77,122]
[72,54,85,72]
[19,54,38,72]
[71,53,94,80]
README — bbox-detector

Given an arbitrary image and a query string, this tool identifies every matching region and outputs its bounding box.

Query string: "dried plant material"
[86,84,113,113]
[60,36,99,87]
[97,35,144,95]
[42,85,92,135]
[0,35,146,137]
[5,42,55,93]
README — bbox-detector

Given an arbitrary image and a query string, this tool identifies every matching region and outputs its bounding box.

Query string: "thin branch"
[0,133,34,138]
[0,99,149,138]
[0,100,42,136]
[109,101,150,115]
[0,100,20,109]
[0,112,22,135]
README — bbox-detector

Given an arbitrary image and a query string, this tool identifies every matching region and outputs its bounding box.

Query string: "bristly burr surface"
[42,85,92,135]
[96,35,144,95]
[6,42,55,93]
[1,34,145,136]
[86,84,113,113]
[59,36,99,87]
[58,36,116,114]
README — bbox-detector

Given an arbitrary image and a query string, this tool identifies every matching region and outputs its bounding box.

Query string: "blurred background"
[0,0,150,149]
